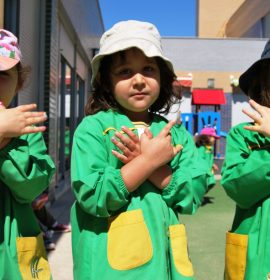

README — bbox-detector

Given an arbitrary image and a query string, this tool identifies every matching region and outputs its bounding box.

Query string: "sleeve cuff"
[116,169,130,197]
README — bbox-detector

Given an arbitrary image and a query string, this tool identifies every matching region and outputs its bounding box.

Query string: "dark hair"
[16,63,31,91]
[247,60,270,107]
[195,134,212,148]
[85,50,179,116]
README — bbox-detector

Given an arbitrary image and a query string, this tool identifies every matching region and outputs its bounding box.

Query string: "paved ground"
[181,181,235,280]
[47,187,75,280]
[47,179,235,280]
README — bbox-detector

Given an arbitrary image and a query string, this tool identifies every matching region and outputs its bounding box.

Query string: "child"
[195,127,220,190]
[0,29,55,280]
[221,39,270,280]
[32,192,71,251]
[71,20,209,280]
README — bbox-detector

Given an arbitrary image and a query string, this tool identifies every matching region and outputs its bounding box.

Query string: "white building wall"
[232,93,251,126]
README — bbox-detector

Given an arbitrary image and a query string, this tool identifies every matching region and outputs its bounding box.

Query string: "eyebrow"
[114,58,157,67]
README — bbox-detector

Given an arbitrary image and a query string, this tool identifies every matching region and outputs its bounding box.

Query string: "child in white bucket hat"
[71,20,209,280]
[0,29,55,279]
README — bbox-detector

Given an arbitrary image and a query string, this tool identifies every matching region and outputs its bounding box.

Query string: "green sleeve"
[71,118,130,218]
[197,146,215,189]
[0,133,55,204]
[162,127,209,214]
[221,125,270,209]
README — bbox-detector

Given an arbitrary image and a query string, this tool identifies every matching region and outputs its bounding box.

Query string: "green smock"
[0,133,55,280]
[196,145,216,189]
[71,110,209,280]
[222,122,270,280]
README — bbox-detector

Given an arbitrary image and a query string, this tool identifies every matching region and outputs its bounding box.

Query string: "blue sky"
[99,0,197,37]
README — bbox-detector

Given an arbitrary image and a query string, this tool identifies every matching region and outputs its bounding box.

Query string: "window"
[207,78,215,89]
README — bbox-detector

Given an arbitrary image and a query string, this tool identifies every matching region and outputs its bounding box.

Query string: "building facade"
[161,0,270,158]
[197,0,270,38]
[0,0,104,199]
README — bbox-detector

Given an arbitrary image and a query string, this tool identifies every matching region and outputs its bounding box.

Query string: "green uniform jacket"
[71,110,209,280]
[197,146,215,189]
[221,122,270,280]
[0,133,55,280]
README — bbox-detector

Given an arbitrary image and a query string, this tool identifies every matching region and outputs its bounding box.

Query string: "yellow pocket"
[107,209,153,270]
[169,224,194,277]
[16,233,51,280]
[225,232,248,280]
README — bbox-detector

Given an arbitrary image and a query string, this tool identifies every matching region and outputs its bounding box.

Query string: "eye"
[143,65,157,75]
[144,66,153,71]
[114,68,132,78]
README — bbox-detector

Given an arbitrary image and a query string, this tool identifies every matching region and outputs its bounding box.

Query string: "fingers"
[173,144,183,155]
[248,99,264,115]
[159,120,176,137]
[120,126,139,145]
[113,127,140,151]
[25,113,47,126]
[242,107,261,124]
[24,111,47,118]
[143,127,153,139]
[111,149,128,164]
[17,103,37,112]
[22,125,46,134]
[111,136,130,155]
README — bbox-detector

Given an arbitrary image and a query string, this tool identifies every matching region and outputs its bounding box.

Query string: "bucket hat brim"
[239,40,270,95]
[91,42,174,84]
[91,20,175,85]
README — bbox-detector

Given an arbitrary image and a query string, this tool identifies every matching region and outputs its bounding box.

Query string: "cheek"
[0,77,18,106]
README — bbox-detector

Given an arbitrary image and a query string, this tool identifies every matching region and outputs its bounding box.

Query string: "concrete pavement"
[47,187,75,280]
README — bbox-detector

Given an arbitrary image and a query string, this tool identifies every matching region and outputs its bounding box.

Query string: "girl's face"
[0,66,18,106]
[110,48,160,122]
[209,136,215,145]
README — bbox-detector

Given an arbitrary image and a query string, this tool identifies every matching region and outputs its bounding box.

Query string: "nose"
[132,72,145,87]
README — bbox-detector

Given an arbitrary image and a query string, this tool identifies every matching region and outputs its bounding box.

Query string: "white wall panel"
[232,93,250,126]
[60,23,74,67]
[18,0,41,105]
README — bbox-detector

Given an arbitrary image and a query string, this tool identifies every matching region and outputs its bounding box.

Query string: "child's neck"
[124,110,152,124]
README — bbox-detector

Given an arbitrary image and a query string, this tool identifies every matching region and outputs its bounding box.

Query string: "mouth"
[131,92,147,97]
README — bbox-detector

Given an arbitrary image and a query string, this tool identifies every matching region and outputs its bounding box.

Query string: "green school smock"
[0,133,55,280]
[71,110,209,280]
[221,122,270,280]
[196,146,215,189]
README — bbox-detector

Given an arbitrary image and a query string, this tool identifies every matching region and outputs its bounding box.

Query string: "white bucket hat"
[91,20,175,85]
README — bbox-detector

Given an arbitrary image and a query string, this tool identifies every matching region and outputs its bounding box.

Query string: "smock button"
[267,273,270,280]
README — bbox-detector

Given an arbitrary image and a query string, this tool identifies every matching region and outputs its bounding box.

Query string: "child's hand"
[140,120,181,168]
[111,126,142,164]
[0,103,47,138]
[243,99,270,138]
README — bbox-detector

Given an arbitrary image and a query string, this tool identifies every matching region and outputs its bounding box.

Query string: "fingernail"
[111,137,116,142]
[44,112,47,118]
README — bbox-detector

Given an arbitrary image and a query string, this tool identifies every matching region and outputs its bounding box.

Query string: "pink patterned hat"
[200,127,220,139]
[0,29,21,71]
